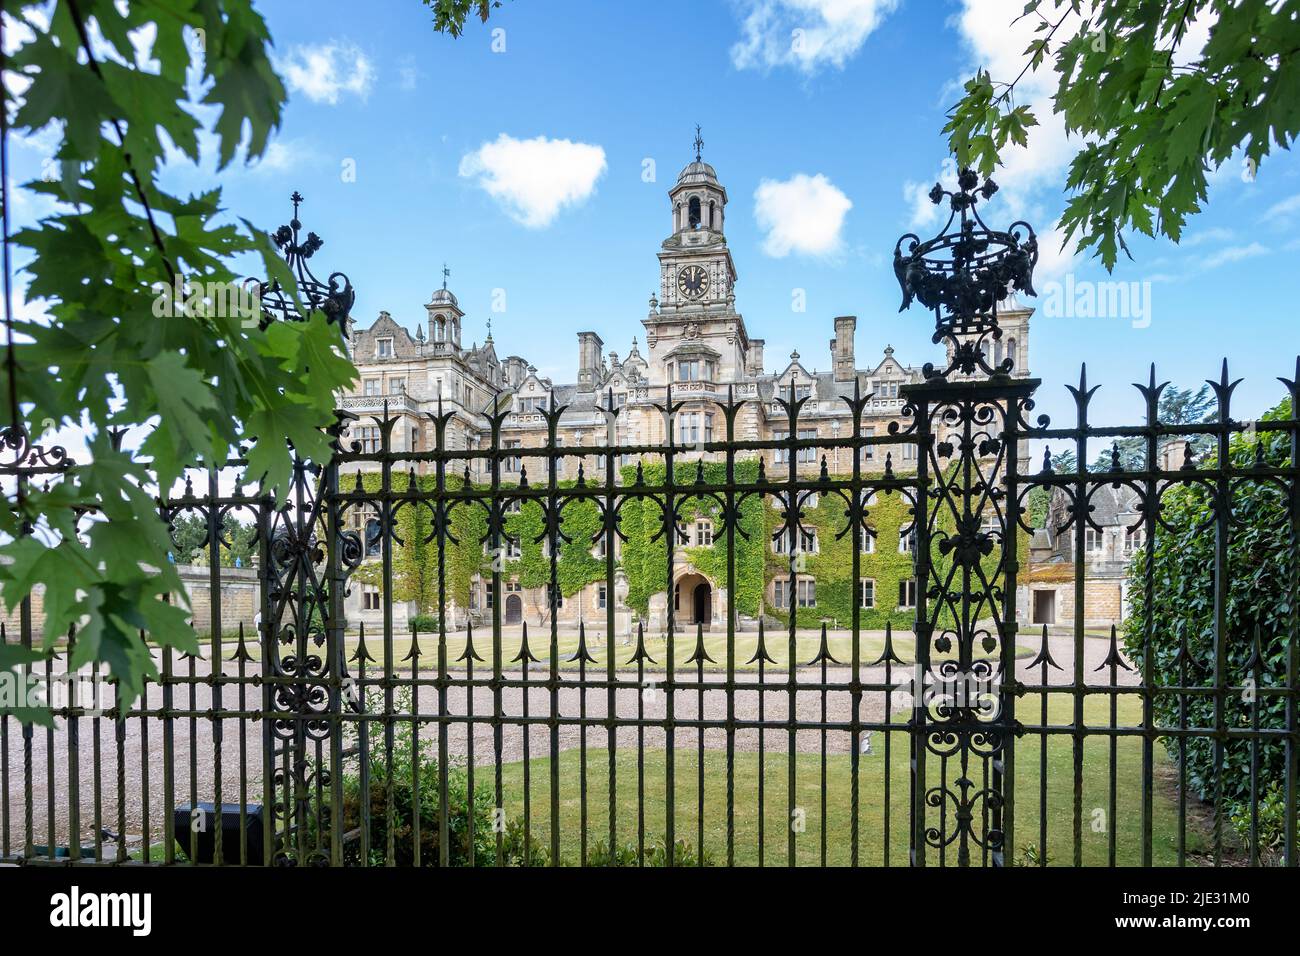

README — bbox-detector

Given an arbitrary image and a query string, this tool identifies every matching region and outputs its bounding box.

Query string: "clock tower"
[646,129,750,386]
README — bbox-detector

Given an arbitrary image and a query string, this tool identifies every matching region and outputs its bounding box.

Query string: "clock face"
[677,265,709,299]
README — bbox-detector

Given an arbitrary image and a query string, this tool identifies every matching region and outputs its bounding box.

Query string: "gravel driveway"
[2,632,1134,858]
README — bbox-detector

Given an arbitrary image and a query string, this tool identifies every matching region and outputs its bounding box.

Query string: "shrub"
[501,816,550,867]
[408,613,440,633]
[1230,781,1289,866]
[1124,399,1295,830]
[584,838,713,867]
[340,688,495,866]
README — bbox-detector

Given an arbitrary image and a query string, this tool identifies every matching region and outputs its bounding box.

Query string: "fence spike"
[807,621,840,666]
[1095,624,1131,672]
[512,621,539,664]
[350,620,375,664]
[1026,623,1061,671]
[747,616,775,665]
[458,620,483,663]
[569,620,596,664]
[628,619,655,665]
[686,621,714,665]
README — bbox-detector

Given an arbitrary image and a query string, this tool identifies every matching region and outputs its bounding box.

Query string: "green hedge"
[1124,399,1295,835]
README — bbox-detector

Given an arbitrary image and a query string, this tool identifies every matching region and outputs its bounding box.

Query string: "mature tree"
[1090,383,1217,470]
[168,513,209,565]
[946,1,1298,268]
[0,1,492,712]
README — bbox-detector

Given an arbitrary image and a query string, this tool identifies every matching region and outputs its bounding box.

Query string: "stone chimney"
[832,315,856,381]
[1160,437,1191,471]
[577,331,604,391]
[747,338,765,377]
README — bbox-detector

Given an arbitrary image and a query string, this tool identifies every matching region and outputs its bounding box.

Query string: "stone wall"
[1,564,259,640]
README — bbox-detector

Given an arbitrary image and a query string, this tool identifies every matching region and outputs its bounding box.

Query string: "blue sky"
[12,0,1300,433]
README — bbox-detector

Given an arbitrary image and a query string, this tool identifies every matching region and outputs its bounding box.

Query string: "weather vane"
[442,262,450,290]
[693,125,704,162]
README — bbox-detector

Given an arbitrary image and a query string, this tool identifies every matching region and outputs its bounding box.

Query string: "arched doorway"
[674,572,712,628]
[505,593,523,625]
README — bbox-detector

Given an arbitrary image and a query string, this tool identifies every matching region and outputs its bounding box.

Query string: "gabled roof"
[355,311,420,360]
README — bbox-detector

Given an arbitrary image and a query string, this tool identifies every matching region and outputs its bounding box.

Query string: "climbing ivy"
[354,457,1028,632]
[761,482,921,630]
[616,460,767,619]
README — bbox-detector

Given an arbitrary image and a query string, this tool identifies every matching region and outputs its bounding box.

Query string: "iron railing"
[2,356,1297,867]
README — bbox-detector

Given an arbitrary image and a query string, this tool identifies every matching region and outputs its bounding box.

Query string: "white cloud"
[458,134,607,229]
[948,0,1081,221]
[278,41,375,105]
[247,140,302,175]
[933,1,1221,228]
[1261,194,1300,224]
[1200,242,1269,269]
[1034,226,1082,283]
[902,163,960,230]
[730,0,898,74]
[754,173,852,257]
[1179,226,1235,247]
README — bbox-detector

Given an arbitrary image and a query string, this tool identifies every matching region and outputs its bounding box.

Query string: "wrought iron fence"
[3,177,1297,868]
[2,354,1297,868]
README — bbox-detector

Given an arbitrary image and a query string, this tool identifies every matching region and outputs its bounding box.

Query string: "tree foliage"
[420,0,505,37]
[0,1,486,711]
[946,1,1299,268]
[1124,399,1295,823]
[1093,383,1218,470]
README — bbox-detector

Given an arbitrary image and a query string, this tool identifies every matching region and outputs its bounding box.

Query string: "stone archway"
[674,571,713,628]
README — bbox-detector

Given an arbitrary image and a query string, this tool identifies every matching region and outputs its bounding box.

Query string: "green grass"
[487,693,1204,866]
[226,628,1032,672]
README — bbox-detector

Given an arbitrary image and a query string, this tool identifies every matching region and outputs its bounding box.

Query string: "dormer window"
[376,337,393,359]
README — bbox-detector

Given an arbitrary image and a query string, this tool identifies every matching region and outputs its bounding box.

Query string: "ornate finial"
[258,189,354,333]
[693,125,704,162]
[884,344,894,357]
[485,315,493,342]
[893,163,1037,380]
[442,263,450,290]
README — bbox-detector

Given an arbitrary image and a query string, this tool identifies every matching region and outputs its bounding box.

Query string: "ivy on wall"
[616,460,767,618]
[354,457,1029,631]
[759,482,920,629]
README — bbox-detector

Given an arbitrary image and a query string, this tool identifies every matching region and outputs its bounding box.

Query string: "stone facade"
[339,147,1035,634]
[1017,440,1189,629]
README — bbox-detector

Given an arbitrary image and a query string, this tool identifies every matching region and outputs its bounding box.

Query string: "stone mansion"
[338,146,1034,634]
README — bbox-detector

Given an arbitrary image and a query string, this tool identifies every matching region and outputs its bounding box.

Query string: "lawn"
[488,693,1203,866]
